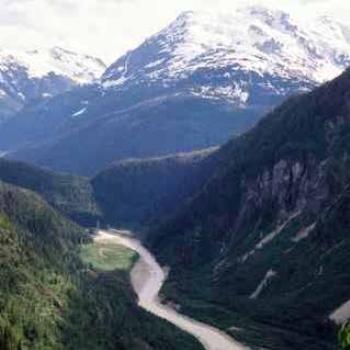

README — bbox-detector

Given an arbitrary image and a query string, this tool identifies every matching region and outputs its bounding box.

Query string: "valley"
[0,182,203,350]
[95,230,247,350]
[0,3,349,350]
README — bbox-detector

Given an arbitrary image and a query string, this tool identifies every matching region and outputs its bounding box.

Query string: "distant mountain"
[0,47,105,121]
[0,7,349,175]
[148,68,350,349]
[103,7,350,103]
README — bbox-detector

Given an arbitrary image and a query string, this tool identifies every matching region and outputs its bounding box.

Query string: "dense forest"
[0,181,201,349]
[92,148,218,227]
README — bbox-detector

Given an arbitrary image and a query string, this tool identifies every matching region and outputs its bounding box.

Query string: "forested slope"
[0,158,101,225]
[148,69,350,349]
[92,148,218,227]
[0,182,201,350]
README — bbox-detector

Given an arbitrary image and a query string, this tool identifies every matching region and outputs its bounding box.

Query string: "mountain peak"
[0,46,106,84]
[0,46,106,120]
[103,5,350,95]
[242,4,289,17]
[176,10,196,21]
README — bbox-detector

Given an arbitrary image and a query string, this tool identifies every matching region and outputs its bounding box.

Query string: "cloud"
[0,0,348,64]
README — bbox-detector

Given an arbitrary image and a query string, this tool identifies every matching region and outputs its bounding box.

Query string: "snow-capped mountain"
[0,47,106,83]
[1,6,350,175]
[102,7,350,106]
[0,47,105,121]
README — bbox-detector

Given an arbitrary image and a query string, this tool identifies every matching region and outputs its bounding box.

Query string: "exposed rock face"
[239,157,327,225]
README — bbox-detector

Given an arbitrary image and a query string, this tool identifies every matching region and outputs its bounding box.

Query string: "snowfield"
[0,46,105,84]
[102,6,350,105]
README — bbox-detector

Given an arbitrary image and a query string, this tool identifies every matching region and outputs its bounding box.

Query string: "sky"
[0,0,349,64]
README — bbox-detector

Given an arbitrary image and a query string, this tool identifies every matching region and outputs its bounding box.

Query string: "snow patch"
[17,92,25,101]
[0,47,105,84]
[191,84,250,105]
[250,269,277,299]
[291,223,316,243]
[241,212,300,263]
[103,53,131,88]
[145,59,165,69]
[102,76,128,88]
[102,6,350,96]
[72,107,87,117]
[330,299,350,324]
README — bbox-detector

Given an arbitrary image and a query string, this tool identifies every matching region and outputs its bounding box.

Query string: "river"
[95,230,248,350]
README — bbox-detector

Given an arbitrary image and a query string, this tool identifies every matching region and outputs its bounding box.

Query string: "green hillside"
[0,181,202,350]
[92,148,218,228]
[0,158,101,226]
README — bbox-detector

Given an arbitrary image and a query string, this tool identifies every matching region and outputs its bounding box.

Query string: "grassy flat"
[80,241,136,271]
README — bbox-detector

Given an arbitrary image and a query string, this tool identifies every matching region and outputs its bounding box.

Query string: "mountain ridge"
[0,46,105,121]
[0,6,349,175]
[103,7,350,102]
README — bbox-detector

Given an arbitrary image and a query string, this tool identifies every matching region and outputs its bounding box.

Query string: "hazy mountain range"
[0,46,105,121]
[0,6,349,175]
